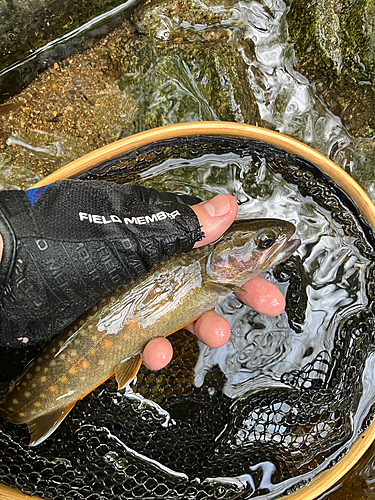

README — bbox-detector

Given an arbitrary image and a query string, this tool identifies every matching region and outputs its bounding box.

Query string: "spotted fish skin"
[0,219,300,446]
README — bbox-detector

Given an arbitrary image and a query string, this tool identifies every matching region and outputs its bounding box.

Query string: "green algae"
[106,0,257,129]
[0,0,259,188]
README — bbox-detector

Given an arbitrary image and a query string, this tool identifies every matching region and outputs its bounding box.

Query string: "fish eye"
[255,229,277,249]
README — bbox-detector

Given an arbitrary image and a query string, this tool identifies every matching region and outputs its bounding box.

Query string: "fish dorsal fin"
[28,402,75,446]
[115,354,143,390]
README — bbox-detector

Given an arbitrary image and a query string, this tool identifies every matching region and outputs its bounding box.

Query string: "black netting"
[1,136,375,499]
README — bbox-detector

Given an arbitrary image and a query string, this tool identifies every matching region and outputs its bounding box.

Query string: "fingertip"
[142,337,173,371]
[238,275,286,317]
[191,310,231,348]
[191,194,238,247]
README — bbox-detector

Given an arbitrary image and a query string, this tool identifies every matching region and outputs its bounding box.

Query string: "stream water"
[1,0,375,498]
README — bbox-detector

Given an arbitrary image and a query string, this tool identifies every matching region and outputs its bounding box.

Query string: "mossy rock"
[107,33,259,130]
[287,0,375,138]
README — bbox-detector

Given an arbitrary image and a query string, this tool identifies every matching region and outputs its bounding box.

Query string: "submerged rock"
[107,32,259,130]
[287,0,375,138]
[0,0,138,73]
[108,0,257,129]
[132,0,237,40]
[0,25,139,186]
[0,0,259,187]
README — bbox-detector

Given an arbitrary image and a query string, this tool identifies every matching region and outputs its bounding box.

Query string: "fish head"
[206,218,300,287]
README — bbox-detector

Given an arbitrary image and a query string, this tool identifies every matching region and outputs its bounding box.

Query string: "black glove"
[0,180,203,348]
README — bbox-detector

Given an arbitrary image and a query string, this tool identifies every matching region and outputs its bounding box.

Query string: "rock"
[107,32,259,129]
[0,0,135,71]
[287,0,375,138]
[0,0,138,102]
[132,0,236,39]
[0,1,259,187]
[0,27,138,187]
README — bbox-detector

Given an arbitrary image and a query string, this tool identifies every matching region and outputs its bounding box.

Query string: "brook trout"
[0,219,300,446]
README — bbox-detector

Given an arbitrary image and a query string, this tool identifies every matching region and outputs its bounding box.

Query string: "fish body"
[0,219,300,446]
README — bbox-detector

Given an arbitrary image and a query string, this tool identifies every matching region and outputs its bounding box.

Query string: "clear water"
[138,155,369,389]
[1,0,375,202]
[134,152,374,497]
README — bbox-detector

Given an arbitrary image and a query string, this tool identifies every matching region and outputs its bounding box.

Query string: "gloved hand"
[0,180,205,348]
[0,180,285,370]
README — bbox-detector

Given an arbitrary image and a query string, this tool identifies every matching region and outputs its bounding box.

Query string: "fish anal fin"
[115,354,142,390]
[28,402,75,447]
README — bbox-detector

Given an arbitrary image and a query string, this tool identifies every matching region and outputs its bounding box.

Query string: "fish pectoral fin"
[228,285,247,295]
[210,282,247,295]
[115,354,143,390]
[28,402,75,447]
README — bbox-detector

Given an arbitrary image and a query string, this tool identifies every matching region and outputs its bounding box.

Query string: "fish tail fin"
[115,354,143,390]
[28,402,75,446]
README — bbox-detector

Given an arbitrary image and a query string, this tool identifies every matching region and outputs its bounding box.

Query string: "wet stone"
[287,0,375,139]
[107,34,259,131]
[0,11,259,188]
[132,0,236,40]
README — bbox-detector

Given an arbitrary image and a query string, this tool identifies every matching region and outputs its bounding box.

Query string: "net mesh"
[1,136,375,500]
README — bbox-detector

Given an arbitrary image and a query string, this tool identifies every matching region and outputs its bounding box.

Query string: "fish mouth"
[268,236,301,268]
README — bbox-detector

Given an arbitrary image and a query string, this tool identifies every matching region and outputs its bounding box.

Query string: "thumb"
[191,194,238,248]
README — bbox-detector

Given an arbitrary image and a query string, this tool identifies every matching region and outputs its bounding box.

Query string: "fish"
[0,218,300,446]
